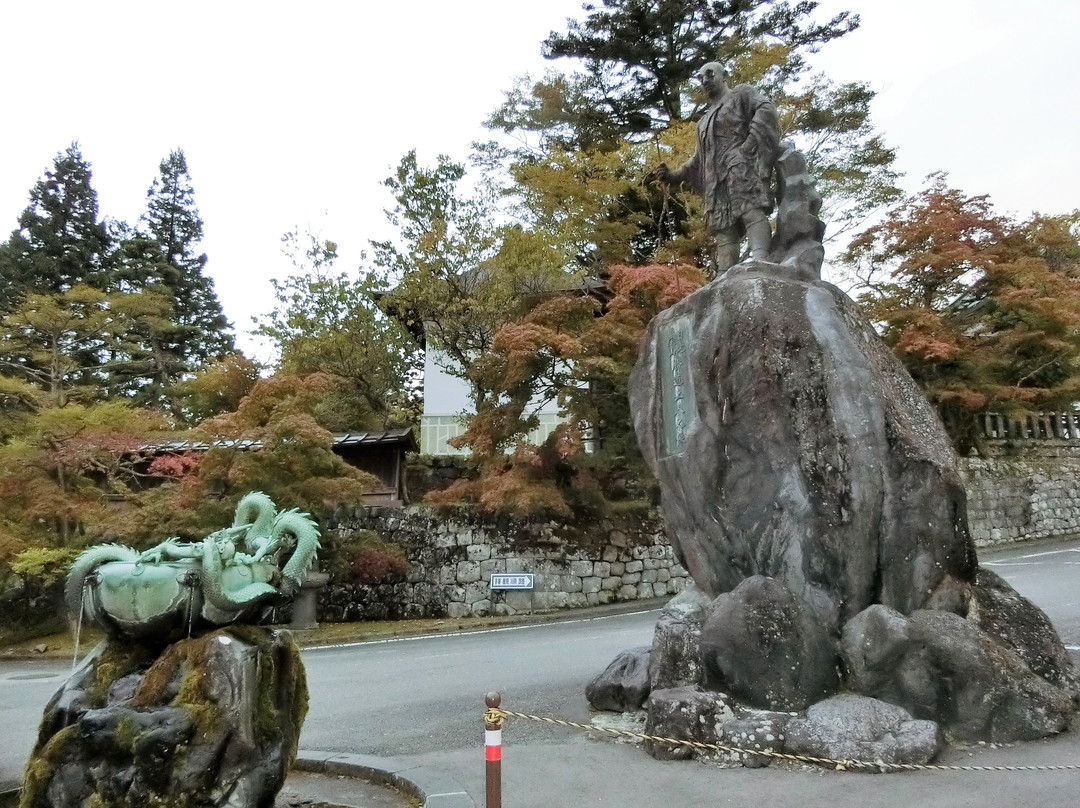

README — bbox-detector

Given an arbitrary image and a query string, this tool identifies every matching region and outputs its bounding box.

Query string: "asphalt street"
[2,538,1080,806]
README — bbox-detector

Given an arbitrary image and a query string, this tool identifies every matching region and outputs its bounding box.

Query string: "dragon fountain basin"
[65,492,321,638]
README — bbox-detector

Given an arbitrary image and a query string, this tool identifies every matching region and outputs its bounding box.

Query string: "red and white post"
[484,691,502,808]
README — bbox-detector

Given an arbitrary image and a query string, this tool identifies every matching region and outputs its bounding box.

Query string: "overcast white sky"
[1,1,1077,361]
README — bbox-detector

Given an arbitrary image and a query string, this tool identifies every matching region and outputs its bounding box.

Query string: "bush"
[324,530,409,586]
[9,546,81,587]
[1,546,80,645]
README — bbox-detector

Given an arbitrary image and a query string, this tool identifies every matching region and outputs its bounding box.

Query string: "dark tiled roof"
[141,428,417,454]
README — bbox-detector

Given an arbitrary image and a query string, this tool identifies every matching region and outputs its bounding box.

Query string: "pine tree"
[532,0,859,145]
[0,143,111,314]
[141,149,233,367]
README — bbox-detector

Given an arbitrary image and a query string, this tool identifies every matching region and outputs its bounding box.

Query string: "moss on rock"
[21,627,307,808]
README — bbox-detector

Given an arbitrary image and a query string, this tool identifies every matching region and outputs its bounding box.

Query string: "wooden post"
[484,691,502,808]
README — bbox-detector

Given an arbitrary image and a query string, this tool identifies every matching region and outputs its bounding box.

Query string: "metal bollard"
[484,691,503,808]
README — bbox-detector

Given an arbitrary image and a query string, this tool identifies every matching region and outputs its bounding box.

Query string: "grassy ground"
[0,608,600,661]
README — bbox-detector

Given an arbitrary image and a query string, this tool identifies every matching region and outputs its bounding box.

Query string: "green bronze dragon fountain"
[65,492,321,639]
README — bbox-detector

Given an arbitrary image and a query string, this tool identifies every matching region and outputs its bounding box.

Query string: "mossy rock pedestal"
[21,627,307,808]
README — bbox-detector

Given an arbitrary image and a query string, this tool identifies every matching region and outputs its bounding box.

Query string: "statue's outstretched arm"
[660,147,700,189]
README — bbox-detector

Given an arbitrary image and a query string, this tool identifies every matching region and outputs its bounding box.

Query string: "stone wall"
[316,452,1079,621]
[960,456,1080,548]
[318,506,690,621]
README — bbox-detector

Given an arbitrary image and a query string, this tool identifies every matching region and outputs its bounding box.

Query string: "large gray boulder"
[716,715,790,768]
[700,576,838,711]
[969,568,1080,697]
[623,258,1078,744]
[23,627,306,808]
[648,584,711,690]
[784,694,942,768]
[643,686,735,761]
[841,605,1073,742]
[630,266,979,634]
[586,646,652,712]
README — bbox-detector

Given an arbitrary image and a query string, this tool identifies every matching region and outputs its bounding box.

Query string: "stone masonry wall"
[318,506,690,621]
[960,456,1080,548]
[314,455,1077,621]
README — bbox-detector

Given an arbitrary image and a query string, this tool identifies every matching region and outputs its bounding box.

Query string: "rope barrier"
[488,706,1080,774]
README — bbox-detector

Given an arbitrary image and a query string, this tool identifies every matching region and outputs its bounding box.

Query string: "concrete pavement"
[3,538,1080,807]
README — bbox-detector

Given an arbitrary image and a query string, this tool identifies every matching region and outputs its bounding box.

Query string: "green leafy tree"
[845,174,1080,449]
[256,229,421,429]
[172,353,260,424]
[372,152,575,408]
[482,0,898,268]
[0,284,177,409]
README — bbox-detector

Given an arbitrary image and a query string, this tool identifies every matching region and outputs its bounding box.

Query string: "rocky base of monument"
[606,256,1080,766]
[589,583,1079,767]
[22,626,307,808]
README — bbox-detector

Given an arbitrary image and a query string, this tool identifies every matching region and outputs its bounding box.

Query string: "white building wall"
[420,348,564,456]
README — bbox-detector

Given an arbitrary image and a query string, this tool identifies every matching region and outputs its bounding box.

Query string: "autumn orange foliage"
[426,263,704,518]
[847,173,1080,448]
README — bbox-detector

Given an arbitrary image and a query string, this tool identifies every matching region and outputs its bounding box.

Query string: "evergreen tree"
[141,149,233,366]
[0,144,111,314]
[530,0,859,146]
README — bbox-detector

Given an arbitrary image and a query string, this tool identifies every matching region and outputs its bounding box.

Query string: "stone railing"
[977,411,1080,459]
[979,411,1080,441]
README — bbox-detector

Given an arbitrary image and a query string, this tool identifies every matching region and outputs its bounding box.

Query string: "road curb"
[294,749,476,808]
[2,755,477,808]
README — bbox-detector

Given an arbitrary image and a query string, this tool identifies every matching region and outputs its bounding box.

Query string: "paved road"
[982,544,1080,650]
[3,538,1080,805]
[299,608,658,757]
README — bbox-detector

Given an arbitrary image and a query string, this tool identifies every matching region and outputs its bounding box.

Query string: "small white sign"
[490,573,534,590]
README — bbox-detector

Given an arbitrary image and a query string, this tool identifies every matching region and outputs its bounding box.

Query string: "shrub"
[9,546,81,587]
[1,546,80,645]
[324,530,409,586]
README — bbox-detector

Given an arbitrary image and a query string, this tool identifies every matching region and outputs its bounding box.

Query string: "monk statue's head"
[696,61,729,100]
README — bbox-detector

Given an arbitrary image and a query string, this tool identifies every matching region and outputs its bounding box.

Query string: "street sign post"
[489,573,534,590]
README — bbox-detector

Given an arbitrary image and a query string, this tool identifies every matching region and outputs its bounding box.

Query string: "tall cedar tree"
[482,0,899,268]
[102,226,187,403]
[0,146,121,397]
[141,149,233,368]
[846,173,1080,450]
[0,144,112,310]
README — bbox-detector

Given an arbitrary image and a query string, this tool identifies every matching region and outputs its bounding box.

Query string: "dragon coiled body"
[65,492,321,638]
